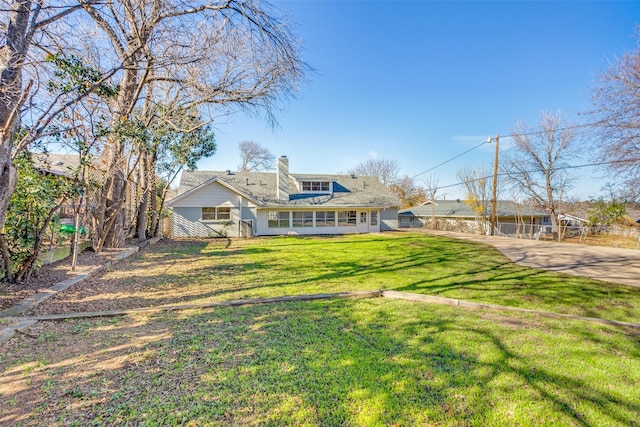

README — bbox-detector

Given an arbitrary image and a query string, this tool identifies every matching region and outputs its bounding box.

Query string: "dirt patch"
[0,249,122,312]
[19,239,214,316]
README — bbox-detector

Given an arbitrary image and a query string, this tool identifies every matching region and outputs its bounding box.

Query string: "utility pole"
[490,134,499,236]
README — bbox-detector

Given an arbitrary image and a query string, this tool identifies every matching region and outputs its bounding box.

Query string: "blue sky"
[197,0,640,200]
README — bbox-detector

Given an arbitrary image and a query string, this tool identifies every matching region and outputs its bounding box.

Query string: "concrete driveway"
[422,230,640,288]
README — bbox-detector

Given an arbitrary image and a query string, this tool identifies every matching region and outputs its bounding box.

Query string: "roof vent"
[456,199,461,203]
[53,161,64,166]
[351,174,356,179]
[226,170,232,175]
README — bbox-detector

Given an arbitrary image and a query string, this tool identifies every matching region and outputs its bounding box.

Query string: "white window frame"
[292,211,314,227]
[202,206,231,221]
[301,181,331,192]
[268,211,290,228]
[316,211,336,227]
[337,210,357,226]
[370,211,378,226]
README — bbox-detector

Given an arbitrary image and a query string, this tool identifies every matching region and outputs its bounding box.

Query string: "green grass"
[2,300,639,426]
[132,233,640,323]
[2,232,640,426]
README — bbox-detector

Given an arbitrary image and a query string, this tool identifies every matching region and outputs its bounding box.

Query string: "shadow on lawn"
[2,299,639,426]
[76,235,640,323]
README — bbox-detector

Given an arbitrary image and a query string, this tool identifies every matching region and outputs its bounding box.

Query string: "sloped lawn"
[2,233,640,426]
[29,232,640,323]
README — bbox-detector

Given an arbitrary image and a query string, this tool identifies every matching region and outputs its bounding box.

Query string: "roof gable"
[167,176,263,207]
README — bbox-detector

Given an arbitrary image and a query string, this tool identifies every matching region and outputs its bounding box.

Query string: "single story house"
[166,156,401,237]
[399,199,550,236]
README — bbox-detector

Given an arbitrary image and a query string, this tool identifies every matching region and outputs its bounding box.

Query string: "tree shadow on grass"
[3,298,639,426]
[31,235,640,323]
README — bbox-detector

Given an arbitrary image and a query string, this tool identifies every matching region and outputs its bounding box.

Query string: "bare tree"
[456,166,492,233]
[238,140,275,172]
[590,34,640,202]
[348,158,400,187]
[423,174,440,229]
[74,0,308,249]
[502,111,579,239]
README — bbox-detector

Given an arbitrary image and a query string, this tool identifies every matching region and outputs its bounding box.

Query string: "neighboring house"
[398,199,549,236]
[558,213,589,228]
[32,152,85,220]
[32,152,139,233]
[166,156,401,238]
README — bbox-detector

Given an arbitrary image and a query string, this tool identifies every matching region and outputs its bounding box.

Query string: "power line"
[408,117,621,181]
[435,157,640,191]
[409,139,489,180]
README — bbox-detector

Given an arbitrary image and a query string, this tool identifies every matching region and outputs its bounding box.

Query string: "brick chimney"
[277,156,289,202]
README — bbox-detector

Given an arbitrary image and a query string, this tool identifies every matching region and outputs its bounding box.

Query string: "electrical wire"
[435,157,640,191]
[406,117,627,181]
[408,139,490,180]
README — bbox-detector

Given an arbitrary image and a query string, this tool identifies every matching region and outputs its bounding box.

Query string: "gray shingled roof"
[399,200,548,218]
[32,153,82,177]
[174,170,401,208]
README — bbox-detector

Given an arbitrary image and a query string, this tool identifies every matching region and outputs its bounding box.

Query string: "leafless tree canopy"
[590,34,640,201]
[422,174,440,202]
[348,158,400,187]
[502,111,579,232]
[0,0,310,249]
[238,140,275,171]
[456,166,492,219]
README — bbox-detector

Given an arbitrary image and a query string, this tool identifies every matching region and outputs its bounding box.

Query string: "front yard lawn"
[2,233,640,426]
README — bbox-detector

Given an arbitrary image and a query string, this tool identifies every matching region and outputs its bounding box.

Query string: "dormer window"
[301,181,330,192]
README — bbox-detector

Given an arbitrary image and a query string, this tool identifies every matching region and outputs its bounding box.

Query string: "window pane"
[338,211,356,226]
[303,211,314,227]
[326,211,335,226]
[360,212,367,223]
[202,207,216,220]
[370,211,378,226]
[217,207,231,220]
[292,211,304,227]
[278,211,289,227]
[301,181,330,192]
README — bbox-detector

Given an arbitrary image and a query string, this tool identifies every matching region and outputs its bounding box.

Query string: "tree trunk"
[0,233,14,283]
[0,1,32,234]
[149,182,159,237]
[136,151,149,242]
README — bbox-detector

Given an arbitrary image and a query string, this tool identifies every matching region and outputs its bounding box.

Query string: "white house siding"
[255,209,383,236]
[172,207,241,237]
[171,183,253,238]
[172,182,239,208]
